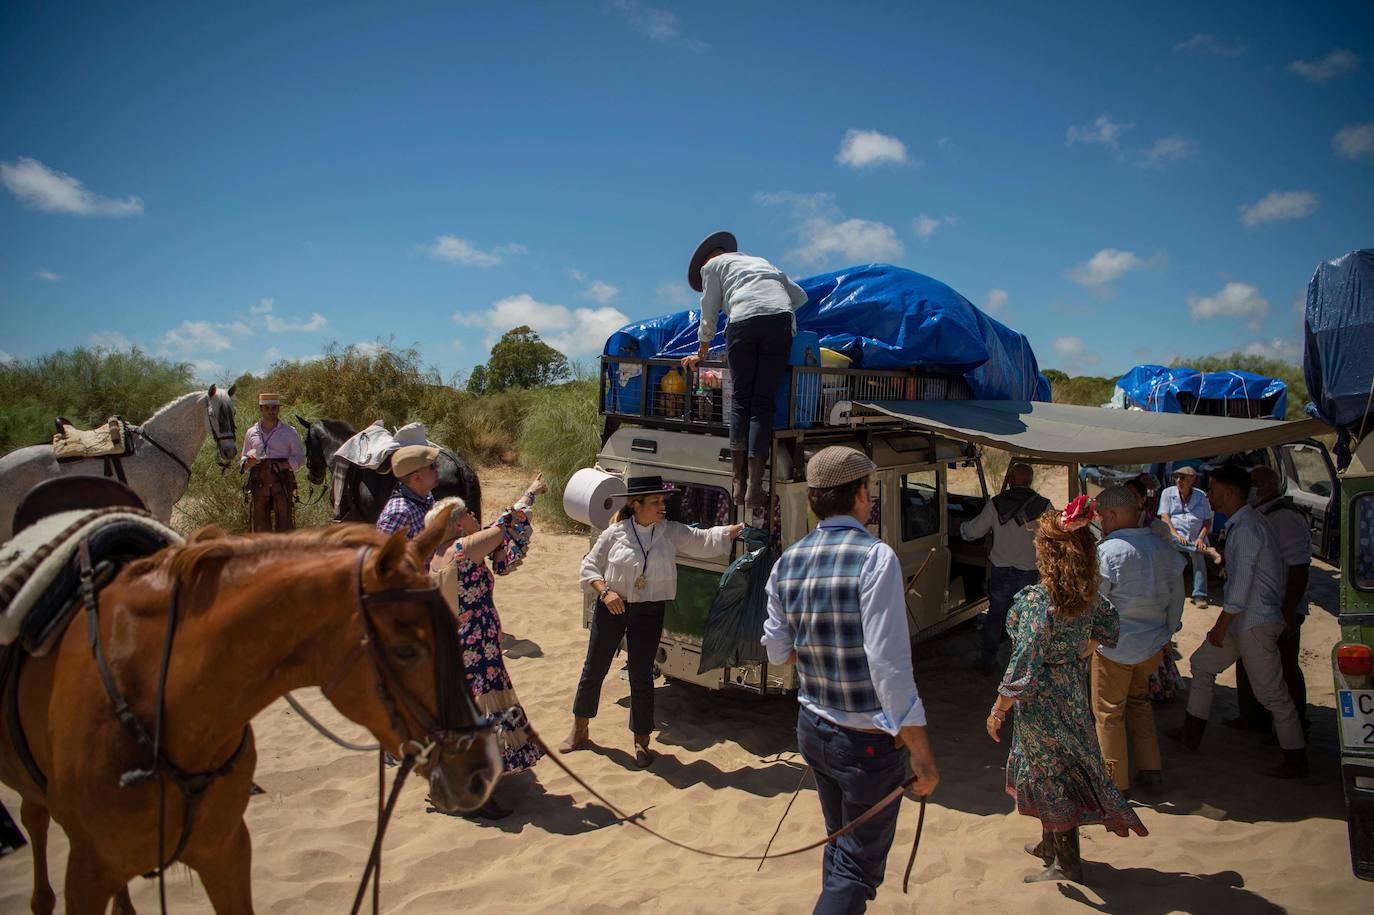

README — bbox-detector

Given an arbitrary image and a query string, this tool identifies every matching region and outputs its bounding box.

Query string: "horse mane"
[142,390,206,425]
[319,418,357,437]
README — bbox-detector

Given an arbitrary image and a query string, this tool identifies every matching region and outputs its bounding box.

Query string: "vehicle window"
[900,470,940,541]
[1353,494,1374,592]
[667,482,733,528]
[1285,445,1333,498]
[946,462,985,499]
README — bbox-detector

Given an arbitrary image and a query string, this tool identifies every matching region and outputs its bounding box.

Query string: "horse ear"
[227,383,237,398]
[373,528,410,581]
[207,384,218,398]
[411,505,454,564]
[296,414,311,431]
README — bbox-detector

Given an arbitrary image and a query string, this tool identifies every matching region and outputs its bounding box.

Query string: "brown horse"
[0,509,503,914]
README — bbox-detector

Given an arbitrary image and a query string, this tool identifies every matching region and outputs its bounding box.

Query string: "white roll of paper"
[563,468,627,529]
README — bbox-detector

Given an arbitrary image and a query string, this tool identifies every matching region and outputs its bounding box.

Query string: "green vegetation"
[0,347,195,452]
[518,377,602,529]
[1041,368,1116,408]
[466,326,571,394]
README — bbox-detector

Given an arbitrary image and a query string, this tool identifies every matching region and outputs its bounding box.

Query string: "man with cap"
[763,445,939,913]
[682,231,809,514]
[240,392,305,532]
[1157,465,1215,606]
[1169,463,1307,778]
[960,461,1048,675]
[376,444,441,540]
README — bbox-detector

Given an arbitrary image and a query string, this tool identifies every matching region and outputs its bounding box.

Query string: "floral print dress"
[998,584,1146,836]
[431,508,542,774]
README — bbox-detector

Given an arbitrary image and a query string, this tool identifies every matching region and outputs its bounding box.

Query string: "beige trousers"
[1187,621,1305,750]
[1091,649,1164,790]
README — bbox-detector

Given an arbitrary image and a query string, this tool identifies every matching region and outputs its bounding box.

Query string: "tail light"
[1338,645,1374,677]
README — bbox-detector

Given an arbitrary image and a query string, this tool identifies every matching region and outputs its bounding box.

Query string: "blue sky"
[2,2,1371,383]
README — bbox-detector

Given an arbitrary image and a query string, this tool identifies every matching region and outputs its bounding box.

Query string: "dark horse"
[297,417,482,523]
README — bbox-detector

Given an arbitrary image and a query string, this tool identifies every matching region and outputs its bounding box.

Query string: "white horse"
[0,385,239,540]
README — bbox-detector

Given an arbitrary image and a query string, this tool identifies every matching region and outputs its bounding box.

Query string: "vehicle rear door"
[1278,439,1341,562]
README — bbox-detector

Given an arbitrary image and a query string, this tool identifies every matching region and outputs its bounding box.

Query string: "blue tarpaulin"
[1114,364,1288,419]
[604,263,1050,401]
[1304,249,1374,468]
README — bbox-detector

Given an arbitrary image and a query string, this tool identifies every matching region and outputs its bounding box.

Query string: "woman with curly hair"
[986,497,1146,884]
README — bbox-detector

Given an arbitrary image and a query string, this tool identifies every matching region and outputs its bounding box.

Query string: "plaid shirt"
[376,481,434,541]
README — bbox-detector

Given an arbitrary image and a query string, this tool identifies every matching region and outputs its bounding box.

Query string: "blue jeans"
[797,707,910,915]
[1174,542,1209,598]
[982,566,1041,666]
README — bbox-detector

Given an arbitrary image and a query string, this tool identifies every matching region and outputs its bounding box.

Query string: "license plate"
[1339,690,1374,749]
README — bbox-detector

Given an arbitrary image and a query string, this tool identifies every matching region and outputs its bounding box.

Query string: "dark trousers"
[1236,614,1309,732]
[248,462,295,532]
[982,566,1041,665]
[725,311,793,459]
[798,707,909,915]
[571,598,665,736]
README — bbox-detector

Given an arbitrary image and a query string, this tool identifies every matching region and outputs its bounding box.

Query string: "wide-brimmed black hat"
[687,230,738,292]
[617,475,677,499]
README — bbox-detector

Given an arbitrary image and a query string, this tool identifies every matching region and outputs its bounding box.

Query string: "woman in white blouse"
[559,476,742,767]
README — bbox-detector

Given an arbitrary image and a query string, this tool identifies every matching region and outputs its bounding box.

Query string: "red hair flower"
[1061,495,1096,532]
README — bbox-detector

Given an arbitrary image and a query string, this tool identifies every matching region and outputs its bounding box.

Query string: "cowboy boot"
[634,733,656,769]
[557,717,590,753]
[1055,828,1084,883]
[731,448,748,506]
[1165,713,1207,752]
[1263,747,1308,780]
[1024,827,1054,865]
[746,455,768,508]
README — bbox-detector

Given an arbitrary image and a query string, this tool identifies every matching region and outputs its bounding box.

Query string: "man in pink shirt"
[239,391,305,531]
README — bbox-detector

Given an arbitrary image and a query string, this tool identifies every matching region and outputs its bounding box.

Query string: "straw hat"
[258,392,281,406]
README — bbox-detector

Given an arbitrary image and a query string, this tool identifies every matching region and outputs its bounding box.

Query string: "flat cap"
[807,446,876,489]
[391,444,440,478]
[1172,465,1198,477]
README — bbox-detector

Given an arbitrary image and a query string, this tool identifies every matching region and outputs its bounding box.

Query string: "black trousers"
[725,311,794,459]
[1236,614,1308,731]
[572,598,665,736]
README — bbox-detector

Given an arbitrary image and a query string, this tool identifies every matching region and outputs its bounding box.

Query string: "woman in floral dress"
[986,497,1146,884]
[426,474,547,819]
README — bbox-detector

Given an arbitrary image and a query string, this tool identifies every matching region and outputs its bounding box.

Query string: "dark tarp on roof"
[1115,364,1287,419]
[604,263,1051,401]
[1304,249,1374,466]
[856,399,1329,465]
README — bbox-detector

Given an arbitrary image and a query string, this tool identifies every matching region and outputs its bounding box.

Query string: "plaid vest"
[772,524,880,714]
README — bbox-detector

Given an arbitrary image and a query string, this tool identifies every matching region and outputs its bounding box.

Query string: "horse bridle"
[206,397,237,470]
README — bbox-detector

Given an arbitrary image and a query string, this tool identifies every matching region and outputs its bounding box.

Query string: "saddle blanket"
[331,422,443,518]
[0,508,182,652]
[52,417,131,461]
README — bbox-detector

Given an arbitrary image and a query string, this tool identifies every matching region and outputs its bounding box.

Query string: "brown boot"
[557,717,590,753]
[746,455,768,508]
[731,449,748,507]
[1024,828,1054,865]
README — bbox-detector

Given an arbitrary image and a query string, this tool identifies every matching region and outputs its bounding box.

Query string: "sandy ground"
[4,464,1374,913]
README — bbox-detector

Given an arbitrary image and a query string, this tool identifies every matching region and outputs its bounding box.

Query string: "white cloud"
[265,312,328,333]
[656,281,695,306]
[454,294,629,358]
[353,341,388,358]
[161,320,233,354]
[1052,336,1101,371]
[0,350,13,365]
[1289,49,1359,83]
[1187,281,1270,329]
[913,214,956,241]
[1334,123,1374,162]
[36,268,62,282]
[251,297,274,314]
[421,234,526,267]
[1173,34,1246,57]
[0,157,143,216]
[607,0,704,51]
[188,358,225,380]
[1234,337,1303,363]
[1239,190,1318,227]
[985,289,1009,314]
[1141,135,1196,167]
[89,331,133,352]
[584,280,619,304]
[1066,248,1148,288]
[1066,114,1133,154]
[757,191,902,266]
[836,129,911,169]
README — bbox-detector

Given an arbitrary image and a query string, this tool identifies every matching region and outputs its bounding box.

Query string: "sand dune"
[3,465,1373,913]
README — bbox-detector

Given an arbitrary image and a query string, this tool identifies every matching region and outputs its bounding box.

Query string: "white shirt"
[959,500,1039,571]
[761,516,928,734]
[1159,485,1214,543]
[697,253,806,346]
[580,519,735,602]
[1096,527,1185,665]
[1220,505,1285,632]
[1256,497,1313,616]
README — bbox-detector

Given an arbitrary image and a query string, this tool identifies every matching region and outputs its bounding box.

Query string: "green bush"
[518,378,601,530]
[0,347,195,451]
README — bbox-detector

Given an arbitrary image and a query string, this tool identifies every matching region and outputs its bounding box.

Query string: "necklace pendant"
[634,575,647,590]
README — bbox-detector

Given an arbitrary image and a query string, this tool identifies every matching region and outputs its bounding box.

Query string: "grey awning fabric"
[856,400,1331,465]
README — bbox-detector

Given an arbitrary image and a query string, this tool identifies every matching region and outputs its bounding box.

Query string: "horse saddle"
[0,508,182,656]
[52,415,133,462]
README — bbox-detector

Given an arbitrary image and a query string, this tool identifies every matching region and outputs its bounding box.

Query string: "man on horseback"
[240,392,305,532]
[376,444,441,540]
